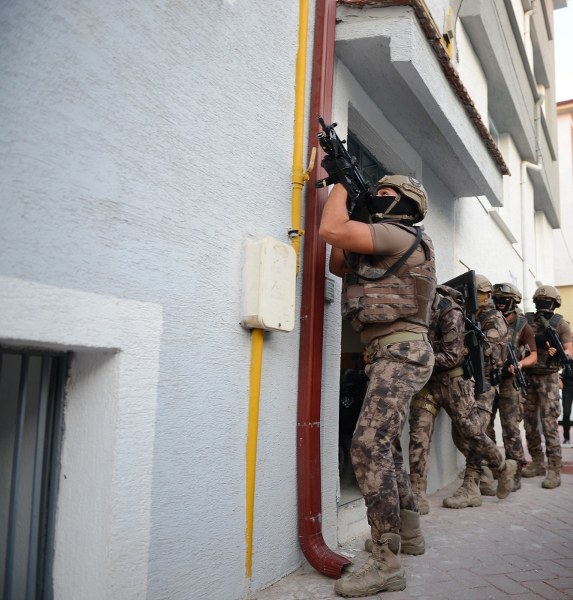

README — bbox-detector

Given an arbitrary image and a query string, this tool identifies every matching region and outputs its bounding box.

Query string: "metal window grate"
[347,132,389,187]
[1,348,68,600]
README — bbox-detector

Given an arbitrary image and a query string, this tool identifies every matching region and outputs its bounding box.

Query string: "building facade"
[0,1,565,599]
[554,99,573,321]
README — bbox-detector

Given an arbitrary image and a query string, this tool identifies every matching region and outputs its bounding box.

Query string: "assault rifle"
[538,315,573,375]
[463,316,491,395]
[505,342,528,391]
[315,116,373,220]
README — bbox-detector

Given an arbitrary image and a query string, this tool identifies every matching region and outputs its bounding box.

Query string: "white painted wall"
[0,1,306,599]
[457,21,489,127]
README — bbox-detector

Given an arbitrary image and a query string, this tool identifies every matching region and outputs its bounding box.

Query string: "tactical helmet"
[475,274,493,293]
[492,282,522,303]
[373,175,428,223]
[533,285,561,308]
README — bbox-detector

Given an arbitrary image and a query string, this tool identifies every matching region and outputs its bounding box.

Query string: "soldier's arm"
[518,323,537,369]
[319,184,374,254]
[554,319,573,358]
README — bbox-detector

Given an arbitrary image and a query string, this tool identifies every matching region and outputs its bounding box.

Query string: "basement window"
[0,348,69,600]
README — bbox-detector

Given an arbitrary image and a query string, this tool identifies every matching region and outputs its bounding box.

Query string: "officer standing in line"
[320,173,436,597]
[451,274,516,505]
[522,285,572,488]
[483,283,537,493]
[408,284,517,513]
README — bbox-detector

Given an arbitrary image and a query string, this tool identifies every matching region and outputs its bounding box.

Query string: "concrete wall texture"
[0,1,566,599]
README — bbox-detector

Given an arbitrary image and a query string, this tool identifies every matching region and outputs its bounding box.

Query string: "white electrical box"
[241,236,296,332]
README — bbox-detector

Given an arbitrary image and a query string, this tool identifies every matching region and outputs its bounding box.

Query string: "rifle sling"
[348,226,423,282]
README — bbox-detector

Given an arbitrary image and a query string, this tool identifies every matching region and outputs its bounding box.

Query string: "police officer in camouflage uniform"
[320,173,436,597]
[441,275,517,509]
[522,285,572,489]
[485,283,537,493]
[408,284,515,514]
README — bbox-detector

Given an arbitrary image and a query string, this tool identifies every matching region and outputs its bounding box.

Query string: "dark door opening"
[337,131,389,505]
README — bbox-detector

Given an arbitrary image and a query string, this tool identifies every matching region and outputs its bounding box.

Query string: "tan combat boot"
[409,473,429,515]
[522,453,546,477]
[542,456,561,489]
[399,509,425,555]
[365,510,426,556]
[496,459,517,499]
[442,469,482,509]
[479,465,497,496]
[336,533,405,597]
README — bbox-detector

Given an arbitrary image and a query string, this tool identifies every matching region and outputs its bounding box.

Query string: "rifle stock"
[464,316,491,395]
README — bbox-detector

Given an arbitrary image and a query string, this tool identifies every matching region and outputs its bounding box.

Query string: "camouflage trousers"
[352,340,434,538]
[486,376,526,466]
[523,372,562,460]
[409,373,503,478]
[475,383,497,413]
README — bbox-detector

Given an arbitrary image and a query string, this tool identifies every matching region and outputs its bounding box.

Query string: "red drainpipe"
[296,0,352,579]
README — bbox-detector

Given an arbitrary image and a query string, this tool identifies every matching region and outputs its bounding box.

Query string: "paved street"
[251,447,573,600]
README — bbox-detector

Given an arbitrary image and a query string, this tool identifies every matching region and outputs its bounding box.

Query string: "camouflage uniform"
[355,339,434,534]
[344,224,437,539]
[323,175,435,596]
[486,314,533,469]
[467,301,511,499]
[409,290,504,489]
[474,301,508,429]
[523,312,570,474]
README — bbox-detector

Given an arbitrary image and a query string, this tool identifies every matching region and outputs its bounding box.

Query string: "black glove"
[321,155,353,183]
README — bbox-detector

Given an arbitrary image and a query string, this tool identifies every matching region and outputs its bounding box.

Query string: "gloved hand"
[321,154,353,183]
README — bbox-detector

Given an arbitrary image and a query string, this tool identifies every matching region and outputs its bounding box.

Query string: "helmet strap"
[380,194,401,217]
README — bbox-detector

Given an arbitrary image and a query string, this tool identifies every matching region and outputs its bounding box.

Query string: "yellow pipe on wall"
[245,327,264,578]
[290,0,311,270]
[245,0,310,579]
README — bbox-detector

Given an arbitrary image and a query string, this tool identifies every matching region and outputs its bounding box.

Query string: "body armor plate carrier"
[341,224,436,333]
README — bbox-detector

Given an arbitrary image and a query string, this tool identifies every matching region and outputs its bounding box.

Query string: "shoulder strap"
[512,314,526,346]
[354,226,423,282]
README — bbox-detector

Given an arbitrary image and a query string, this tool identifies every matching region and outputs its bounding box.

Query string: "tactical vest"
[525,312,563,373]
[341,224,436,333]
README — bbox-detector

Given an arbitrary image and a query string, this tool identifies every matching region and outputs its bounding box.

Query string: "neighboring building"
[0,1,566,599]
[554,99,573,322]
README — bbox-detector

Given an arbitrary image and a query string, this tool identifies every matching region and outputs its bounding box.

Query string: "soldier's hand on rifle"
[547,342,557,357]
[508,363,522,376]
[320,155,353,183]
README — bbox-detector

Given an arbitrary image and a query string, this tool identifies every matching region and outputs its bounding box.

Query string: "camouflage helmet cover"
[374,175,428,222]
[492,282,522,303]
[533,284,562,307]
[475,274,493,293]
